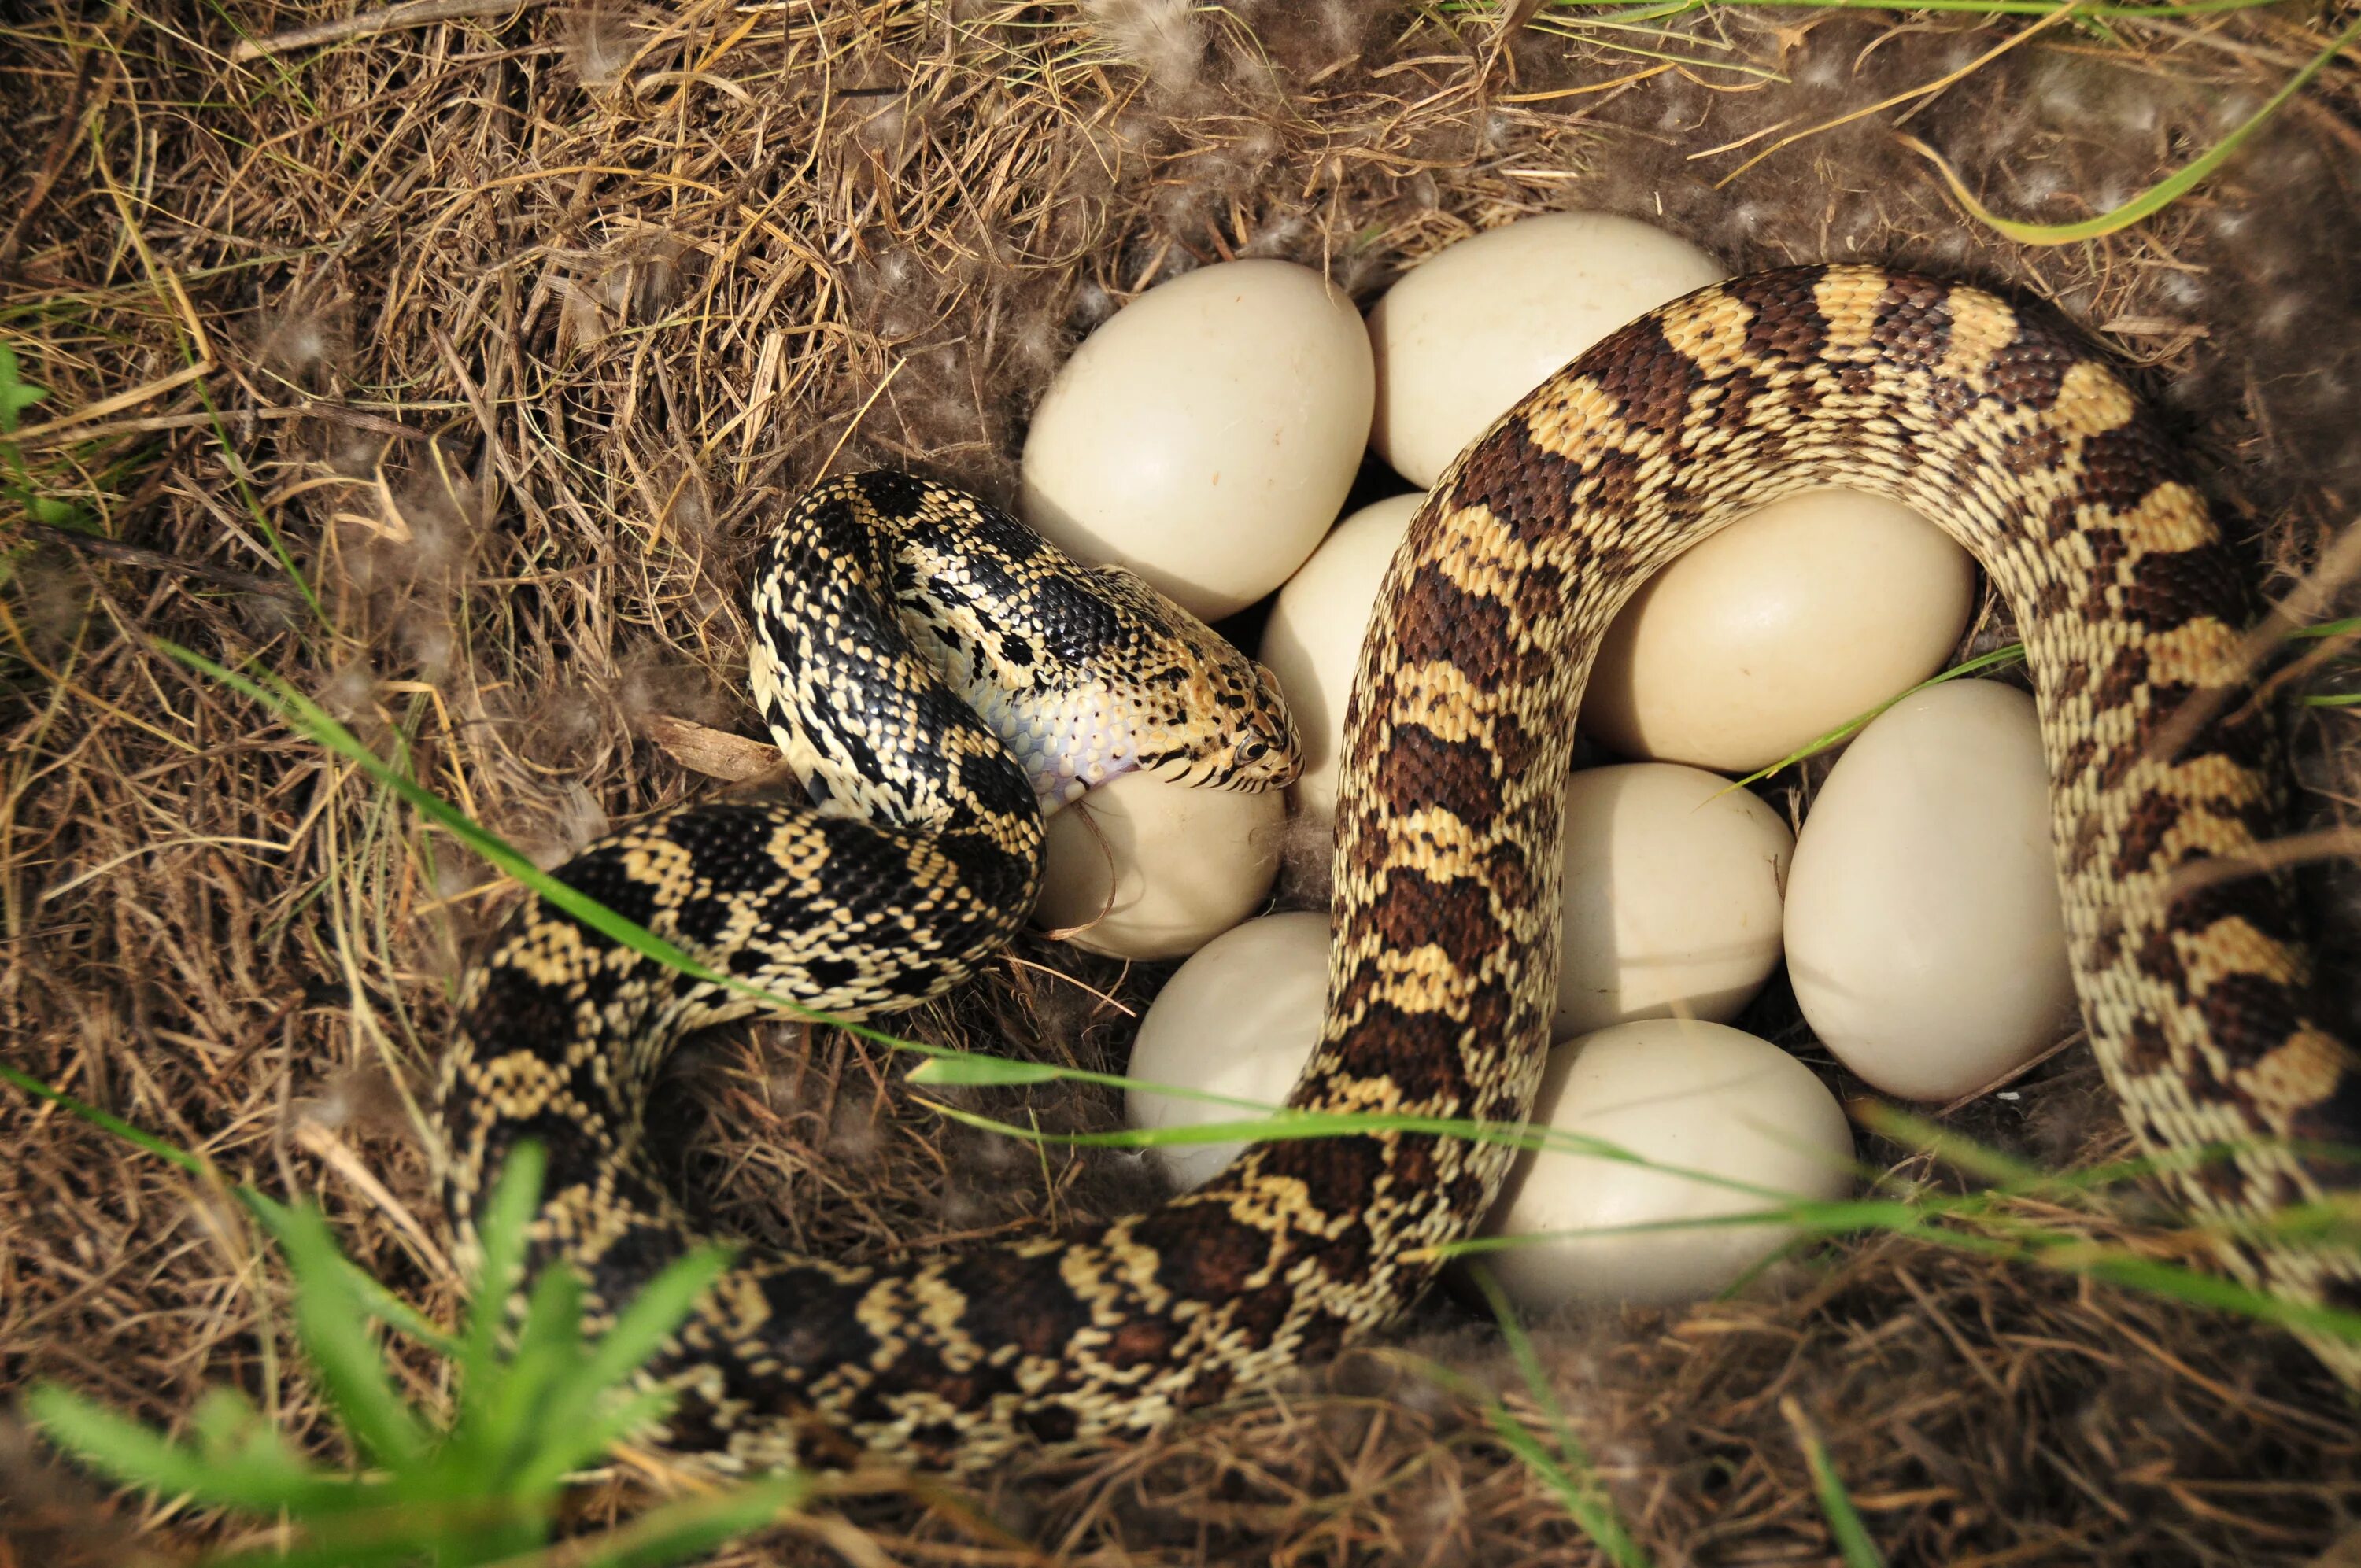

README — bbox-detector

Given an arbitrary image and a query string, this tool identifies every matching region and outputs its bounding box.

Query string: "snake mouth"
[1132,748,1198,784]
[1133,749,1295,792]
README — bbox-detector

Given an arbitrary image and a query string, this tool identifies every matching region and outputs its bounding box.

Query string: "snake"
[434,263,2361,1475]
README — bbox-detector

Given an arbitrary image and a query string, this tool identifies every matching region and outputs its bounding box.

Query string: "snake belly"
[436,264,2361,1474]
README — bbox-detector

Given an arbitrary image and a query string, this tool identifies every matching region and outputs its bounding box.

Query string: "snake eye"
[1236,739,1268,765]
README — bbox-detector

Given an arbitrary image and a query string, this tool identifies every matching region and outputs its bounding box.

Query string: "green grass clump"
[0,339,88,532]
[18,1120,803,1568]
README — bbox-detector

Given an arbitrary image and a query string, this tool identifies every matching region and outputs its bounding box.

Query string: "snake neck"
[435,799,1044,1289]
[746,473,1045,861]
[753,470,1298,818]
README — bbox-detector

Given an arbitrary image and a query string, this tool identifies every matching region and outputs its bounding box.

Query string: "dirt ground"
[4,2,2361,1563]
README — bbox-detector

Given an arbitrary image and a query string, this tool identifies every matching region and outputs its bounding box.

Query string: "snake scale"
[436,264,2361,1474]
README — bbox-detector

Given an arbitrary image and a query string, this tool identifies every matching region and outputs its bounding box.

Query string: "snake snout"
[1190,678,1302,792]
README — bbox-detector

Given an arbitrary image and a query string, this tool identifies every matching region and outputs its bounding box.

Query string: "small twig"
[2145,515,2361,769]
[228,0,549,62]
[13,401,433,450]
[637,713,791,783]
[999,955,1138,1020]
[2167,828,2361,896]
[6,361,215,445]
[1932,1031,2085,1119]
[17,516,306,602]
[290,1121,454,1282]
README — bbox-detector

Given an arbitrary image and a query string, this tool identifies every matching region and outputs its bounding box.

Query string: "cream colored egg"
[1581,489,1977,773]
[1556,763,1793,1039]
[1482,1020,1854,1311]
[1020,260,1375,622]
[1367,213,1727,488]
[1034,770,1288,960]
[1125,912,1328,1189]
[1783,680,2078,1102]
[1257,493,1424,826]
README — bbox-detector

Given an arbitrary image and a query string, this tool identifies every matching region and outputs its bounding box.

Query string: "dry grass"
[4,1,2361,1562]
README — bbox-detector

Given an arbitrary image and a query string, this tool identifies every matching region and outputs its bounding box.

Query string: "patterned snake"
[437,264,2361,1474]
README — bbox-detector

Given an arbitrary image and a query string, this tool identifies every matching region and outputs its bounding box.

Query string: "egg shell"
[1581,489,1977,773]
[1034,770,1288,960]
[1125,912,1328,1188]
[1020,260,1375,622]
[1257,493,1424,825]
[1482,1020,1854,1311]
[1783,680,2079,1102]
[1555,763,1793,1039]
[1367,213,1728,489]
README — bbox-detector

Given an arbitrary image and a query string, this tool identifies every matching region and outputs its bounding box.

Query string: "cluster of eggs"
[1014,216,2080,1312]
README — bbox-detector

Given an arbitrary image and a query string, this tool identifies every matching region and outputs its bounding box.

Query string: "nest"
[4,2,2361,1562]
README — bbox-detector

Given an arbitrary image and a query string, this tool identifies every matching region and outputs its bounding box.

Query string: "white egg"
[1366,213,1728,489]
[1033,770,1288,960]
[1783,680,2079,1102]
[1581,489,1976,773]
[1257,493,1424,826]
[1125,911,1329,1189]
[1020,260,1375,622]
[1555,763,1793,1039]
[1482,1020,1854,1311]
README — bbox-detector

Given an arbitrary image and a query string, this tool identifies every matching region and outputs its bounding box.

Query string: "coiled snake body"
[438,264,2361,1473]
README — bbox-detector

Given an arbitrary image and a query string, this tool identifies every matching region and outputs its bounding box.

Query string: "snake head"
[1062,565,1303,798]
[1177,659,1301,792]
[910,531,1305,813]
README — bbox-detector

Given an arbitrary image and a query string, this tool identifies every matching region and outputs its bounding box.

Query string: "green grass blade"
[1784,1397,1886,1568]
[181,1389,384,1515]
[905,1055,1067,1086]
[28,1385,356,1514]
[0,1063,455,1352]
[154,640,764,1006]
[511,1246,734,1493]
[1725,606,2361,791]
[572,1245,734,1406]
[28,1385,208,1492]
[1853,1104,2055,1190]
[1402,1340,1653,1567]
[213,1497,542,1568]
[0,1061,211,1175]
[1721,642,2026,791]
[1488,1415,1653,1564]
[0,341,51,430]
[157,639,950,1059]
[475,1265,589,1481]
[1469,1267,1653,1566]
[464,1141,550,1385]
[535,1389,682,1485]
[242,1190,459,1354]
[194,644,658,921]
[273,1203,429,1467]
[2061,1245,2361,1341]
[914,1094,1832,1210]
[190,378,329,626]
[1905,16,2361,244]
